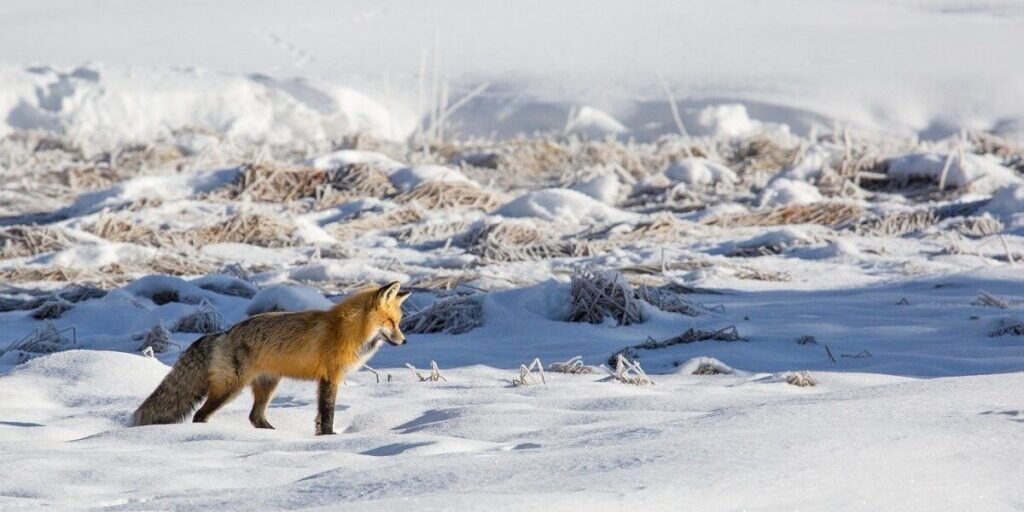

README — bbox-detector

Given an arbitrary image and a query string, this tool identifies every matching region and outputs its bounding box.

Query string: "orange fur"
[131,282,409,434]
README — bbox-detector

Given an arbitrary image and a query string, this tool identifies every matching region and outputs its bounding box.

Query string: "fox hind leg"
[249,375,280,429]
[193,377,244,423]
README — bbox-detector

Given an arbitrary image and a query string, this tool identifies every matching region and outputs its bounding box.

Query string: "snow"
[887,152,1023,194]
[3,269,1024,509]
[571,173,622,205]
[307,150,404,172]
[758,178,824,207]
[388,165,471,193]
[1,1,1024,142]
[564,106,628,138]
[697,104,770,138]
[3,0,1024,508]
[984,184,1024,229]
[663,157,738,186]
[245,285,334,315]
[496,188,637,224]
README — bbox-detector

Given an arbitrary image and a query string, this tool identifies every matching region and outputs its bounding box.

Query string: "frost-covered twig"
[406,361,447,382]
[548,356,594,374]
[609,325,745,366]
[173,299,225,333]
[783,371,817,387]
[1,322,77,363]
[976,290,1010,309]
[989,317,1024,337]
[511,358,546,386]
[135,321,178,353]
[599,355,653,386]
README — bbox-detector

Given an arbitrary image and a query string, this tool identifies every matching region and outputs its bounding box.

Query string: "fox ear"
[375,281,401,304]
[396,290,411,305]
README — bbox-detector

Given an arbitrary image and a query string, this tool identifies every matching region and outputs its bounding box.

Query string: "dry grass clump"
[145,254,219,277]
[172,300,225,334]
[635,284,708,317]
[401,294,484,335]
[63,166,126,190]
[968,131,1024,167]
[223,163,326,202]
[595,214,701,245]
[395,181,503,211]
[950,216,1004,238]
[619,257,790,283]
[405,273,479,292]
[568,267,644,326]
[548,356,595,374]
[609,326,745,366]
[731,266,791,282]
[31,299,73,320]
[495,138,571,179]
[191,212,298,248]
[135,322,178,353]
[726,136,800,174]
[333,207,425,239]
[704,203,864,229]
[989,317,1024,337]
[0,226,73,258]
[689,357,734,375]
[394,219,471,245]
[465,221,601,262]
[0,266,90,285]
[85,213,179,246]
[853,210,937,237]
[783,371,817,387]
[1,322,76,363]
[323,163,396,200]
[108,142,186,172]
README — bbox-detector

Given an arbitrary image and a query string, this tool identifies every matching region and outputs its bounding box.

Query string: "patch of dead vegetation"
[704,203,865,229]
[0,226,74,258]
[395,181,504,211]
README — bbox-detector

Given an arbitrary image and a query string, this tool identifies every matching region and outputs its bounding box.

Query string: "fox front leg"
[314,377,339,435]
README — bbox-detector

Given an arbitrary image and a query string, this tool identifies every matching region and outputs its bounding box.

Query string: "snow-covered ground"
[3,1,1024,510]
[2,0,1024,145]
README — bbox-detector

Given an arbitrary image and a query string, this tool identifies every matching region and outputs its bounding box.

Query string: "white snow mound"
[496,188,636,224]
[664,158,738,186]
[886,153,1022,194]
[759,178,824,207]
[246,285,334,316]
[389,165,473,193]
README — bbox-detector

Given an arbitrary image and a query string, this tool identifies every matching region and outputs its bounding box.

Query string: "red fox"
[131,282,409,435]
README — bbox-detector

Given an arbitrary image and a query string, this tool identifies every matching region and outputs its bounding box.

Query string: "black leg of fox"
[315,378,338,435]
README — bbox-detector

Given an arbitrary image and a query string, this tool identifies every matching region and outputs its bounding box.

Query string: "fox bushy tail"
[130,334,217,426]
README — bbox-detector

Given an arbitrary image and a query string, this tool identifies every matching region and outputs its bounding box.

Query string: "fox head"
[367,281,410,346]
